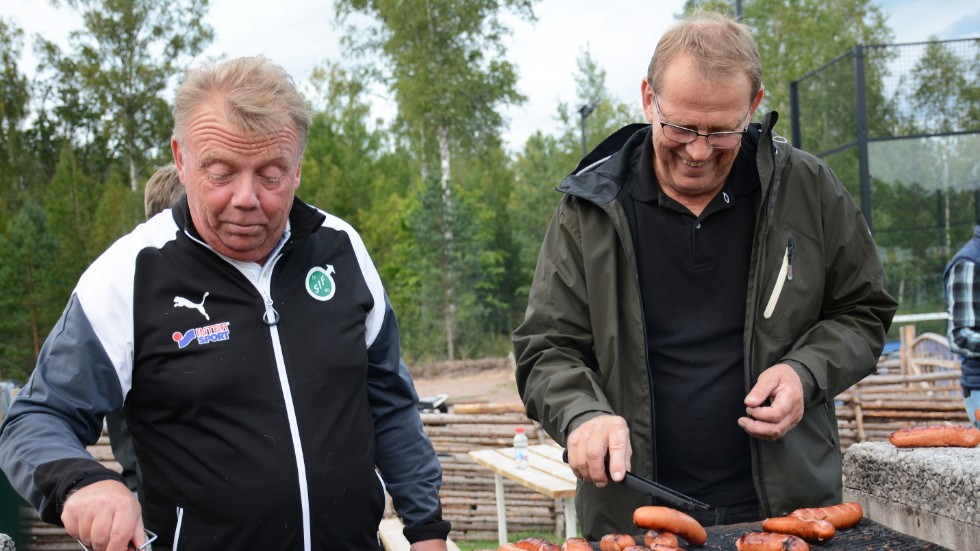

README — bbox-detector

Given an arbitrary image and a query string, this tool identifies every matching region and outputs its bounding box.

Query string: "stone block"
[843,441,980,551]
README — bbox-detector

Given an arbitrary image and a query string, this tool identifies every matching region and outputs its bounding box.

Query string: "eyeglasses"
[654,95,749,149]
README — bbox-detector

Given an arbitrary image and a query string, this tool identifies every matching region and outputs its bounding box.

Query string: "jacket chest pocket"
[759,231,822,338]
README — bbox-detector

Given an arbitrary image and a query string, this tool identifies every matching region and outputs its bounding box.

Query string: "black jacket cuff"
[35,458,127,525]
[403,510,452,544]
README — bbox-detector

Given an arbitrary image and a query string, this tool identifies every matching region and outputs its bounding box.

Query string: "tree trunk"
[130,155,138,192]
[25,255,40,360]
[437,124,455,361]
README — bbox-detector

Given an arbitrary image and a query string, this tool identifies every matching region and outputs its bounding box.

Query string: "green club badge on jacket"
[306,264,336,301]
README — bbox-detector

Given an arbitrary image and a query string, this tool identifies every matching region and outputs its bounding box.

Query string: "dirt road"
[409,358,522,406]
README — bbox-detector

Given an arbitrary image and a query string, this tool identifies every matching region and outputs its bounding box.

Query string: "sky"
[3,0,979,152]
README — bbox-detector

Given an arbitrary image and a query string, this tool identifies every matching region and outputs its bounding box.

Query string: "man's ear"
[641,79,656,124]
[171,137,186,183]
[749,86,765,118]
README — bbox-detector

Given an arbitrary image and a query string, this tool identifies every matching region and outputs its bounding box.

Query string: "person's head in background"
[144,163,184,219]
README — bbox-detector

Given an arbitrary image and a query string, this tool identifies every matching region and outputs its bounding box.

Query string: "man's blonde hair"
[172,56,313,154]
[647,12,763,104]
[144,163,183,219]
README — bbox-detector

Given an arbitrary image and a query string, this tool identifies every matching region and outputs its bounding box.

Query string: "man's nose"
[685,136,713,160]
[230,175,261,207]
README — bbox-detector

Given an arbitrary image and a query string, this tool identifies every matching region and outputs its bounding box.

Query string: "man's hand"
[565,414,631,487]
[410,539,448,551]
[738,363,805,440]
[61,479,144,551]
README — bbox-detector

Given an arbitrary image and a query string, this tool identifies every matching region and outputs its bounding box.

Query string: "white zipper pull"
[261,290,279,326]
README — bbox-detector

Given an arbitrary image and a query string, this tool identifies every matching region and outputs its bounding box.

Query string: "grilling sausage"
[633,506,707,546]
[735,532,809,551]
[762,516,836,542]
[789,502,863,529]
[643,530,680,548]
[560,537,591,551]
[888,425,980,448]
[600,533,636,550]
[515,538,560,551]
[640,544,684,551]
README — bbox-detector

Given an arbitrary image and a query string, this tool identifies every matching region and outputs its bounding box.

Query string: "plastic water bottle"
[513,427,529,470]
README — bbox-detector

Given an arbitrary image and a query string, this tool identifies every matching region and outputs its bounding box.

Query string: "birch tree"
[336,0,537,360]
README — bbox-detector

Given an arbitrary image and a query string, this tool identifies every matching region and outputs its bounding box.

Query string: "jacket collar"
[558,124,650,206]
[171,195,326,254]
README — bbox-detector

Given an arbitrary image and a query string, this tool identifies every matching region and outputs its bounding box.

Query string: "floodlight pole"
[854,44,873,233]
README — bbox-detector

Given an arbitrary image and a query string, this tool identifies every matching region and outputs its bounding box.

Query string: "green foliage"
[507,48,641,317]
[684,0,894,142]
[0,19,32,215]
[900,38,975,134]
[0,0,974,371]
[336,0,539,359]
[91,171,143,253]
[301,61,395,228]
[744,0,892,122]
[38,0,213,190]
[44,145,100,285]
[509,132,569,303]
[556,47,644,156]
[0,204,60,381]
[336,0,536,161]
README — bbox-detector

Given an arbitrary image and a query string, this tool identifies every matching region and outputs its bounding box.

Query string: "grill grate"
[586,518,949,550]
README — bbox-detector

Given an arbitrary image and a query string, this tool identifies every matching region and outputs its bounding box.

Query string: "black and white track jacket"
[0,198,448,550]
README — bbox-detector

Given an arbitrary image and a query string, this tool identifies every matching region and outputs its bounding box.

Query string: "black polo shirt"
[628,132,760,507]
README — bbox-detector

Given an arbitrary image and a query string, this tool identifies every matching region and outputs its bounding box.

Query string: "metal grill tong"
[563,449,710,511]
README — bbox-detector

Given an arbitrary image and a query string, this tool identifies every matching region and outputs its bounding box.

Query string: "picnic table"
[468,444,578,544]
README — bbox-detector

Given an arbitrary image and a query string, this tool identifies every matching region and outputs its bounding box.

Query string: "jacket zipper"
[255,251,313,551]
[180,228,312,548]
[748,128,783,517]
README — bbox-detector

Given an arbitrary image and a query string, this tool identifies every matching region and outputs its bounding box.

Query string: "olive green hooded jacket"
[512,115,897,539]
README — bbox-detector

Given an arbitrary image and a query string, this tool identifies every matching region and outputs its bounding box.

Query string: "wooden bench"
[379,517,461,551]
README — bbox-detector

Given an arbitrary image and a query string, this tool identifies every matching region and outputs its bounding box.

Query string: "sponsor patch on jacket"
[172,322,231,349]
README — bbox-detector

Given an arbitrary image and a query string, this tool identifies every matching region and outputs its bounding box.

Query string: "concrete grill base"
[843,441,980,551]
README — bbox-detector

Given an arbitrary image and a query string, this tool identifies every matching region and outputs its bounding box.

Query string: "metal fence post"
[974,181,980,226]
[853,44,873,232]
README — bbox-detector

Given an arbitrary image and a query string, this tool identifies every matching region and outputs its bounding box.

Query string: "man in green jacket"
[512,13,897,539]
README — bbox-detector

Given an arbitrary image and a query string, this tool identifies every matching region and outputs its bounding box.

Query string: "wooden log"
[858,410,968,419]
[421,412,536,425]
[451,403,526,414]
[855,400,966,411]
